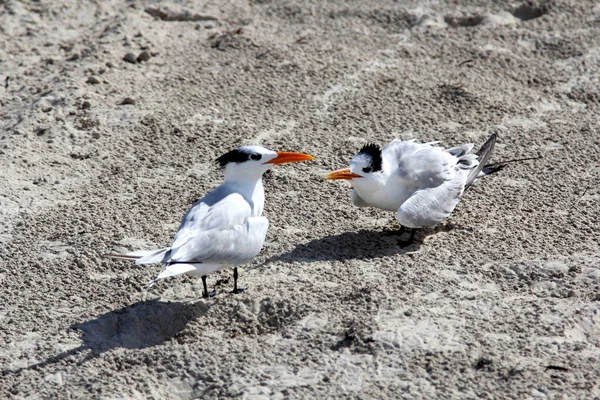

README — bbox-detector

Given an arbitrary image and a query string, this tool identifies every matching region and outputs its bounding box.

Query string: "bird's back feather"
[385,140,469,188]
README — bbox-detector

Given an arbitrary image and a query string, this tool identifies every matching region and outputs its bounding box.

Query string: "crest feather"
[357,143,383,172]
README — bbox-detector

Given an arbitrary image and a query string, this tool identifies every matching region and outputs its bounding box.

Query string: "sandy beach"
[1,0,599,398]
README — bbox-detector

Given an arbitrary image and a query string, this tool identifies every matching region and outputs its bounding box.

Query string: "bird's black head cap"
[357,143,383,172]
[215,148,262,168]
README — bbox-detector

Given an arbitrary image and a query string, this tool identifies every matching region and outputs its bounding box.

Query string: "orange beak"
[266,151,314,165]
[325,168,362,180]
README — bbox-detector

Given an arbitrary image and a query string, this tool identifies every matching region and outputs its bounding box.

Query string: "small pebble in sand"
[123,52,137,63]
[87,76,101,84]
[137,51,151,62]
[106,61,115,68]
[42,106,53,113]
[120,97,136,105]
[81,101,92,109]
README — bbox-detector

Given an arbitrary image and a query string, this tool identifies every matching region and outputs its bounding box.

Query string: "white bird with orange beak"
[326,134,506,245]
[107,145,313,298]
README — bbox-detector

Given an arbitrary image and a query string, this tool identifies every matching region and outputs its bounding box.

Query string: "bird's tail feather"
[465,133,497,190]
[137,249,170,264]
[104,248,169,264]
[147,263,199,288]
[446,143,474,158]
[484,156,541,173]
[477,155,542,177]
[104,253,140,261]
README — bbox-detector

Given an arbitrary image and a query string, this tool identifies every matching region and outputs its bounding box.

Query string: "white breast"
[352,182,416,212]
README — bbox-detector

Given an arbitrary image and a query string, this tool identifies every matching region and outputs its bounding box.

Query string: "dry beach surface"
[1,0,600,398]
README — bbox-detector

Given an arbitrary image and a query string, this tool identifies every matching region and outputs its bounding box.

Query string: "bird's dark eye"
[362,166,373,173]
[250,153,262,161]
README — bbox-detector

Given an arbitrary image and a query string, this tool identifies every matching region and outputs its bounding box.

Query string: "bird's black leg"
[409,228,416,241]
[201,275,209,299]
[398,228,417,248]
[201,275,217,298]
[232,267,244,294]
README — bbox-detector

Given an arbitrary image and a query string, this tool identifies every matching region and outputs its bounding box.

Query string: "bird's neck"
[224,175,265,216]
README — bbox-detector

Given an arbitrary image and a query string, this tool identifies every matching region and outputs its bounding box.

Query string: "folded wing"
[164,191,269,265]
[395,177,467,228]
[385,140,474,188]
[388,138,483,228]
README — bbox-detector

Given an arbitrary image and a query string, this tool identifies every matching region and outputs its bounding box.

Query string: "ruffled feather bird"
[326,134,506,245]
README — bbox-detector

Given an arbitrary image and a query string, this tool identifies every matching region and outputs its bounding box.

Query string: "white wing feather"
[384,140,460,187]
[170,192,251,249]
[385,139,480,228]
[147,263,198,287]
[165,192,268,265]
[396,176,467,228]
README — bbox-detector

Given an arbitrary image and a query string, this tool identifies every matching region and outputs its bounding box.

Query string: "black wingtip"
[483,155,542,175]
[481,163,507,175]
[465,133,498,190]
[476,133,497,158]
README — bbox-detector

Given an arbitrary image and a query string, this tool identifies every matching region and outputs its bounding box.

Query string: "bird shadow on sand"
[255,228,428,267]
[2,299,209,376]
